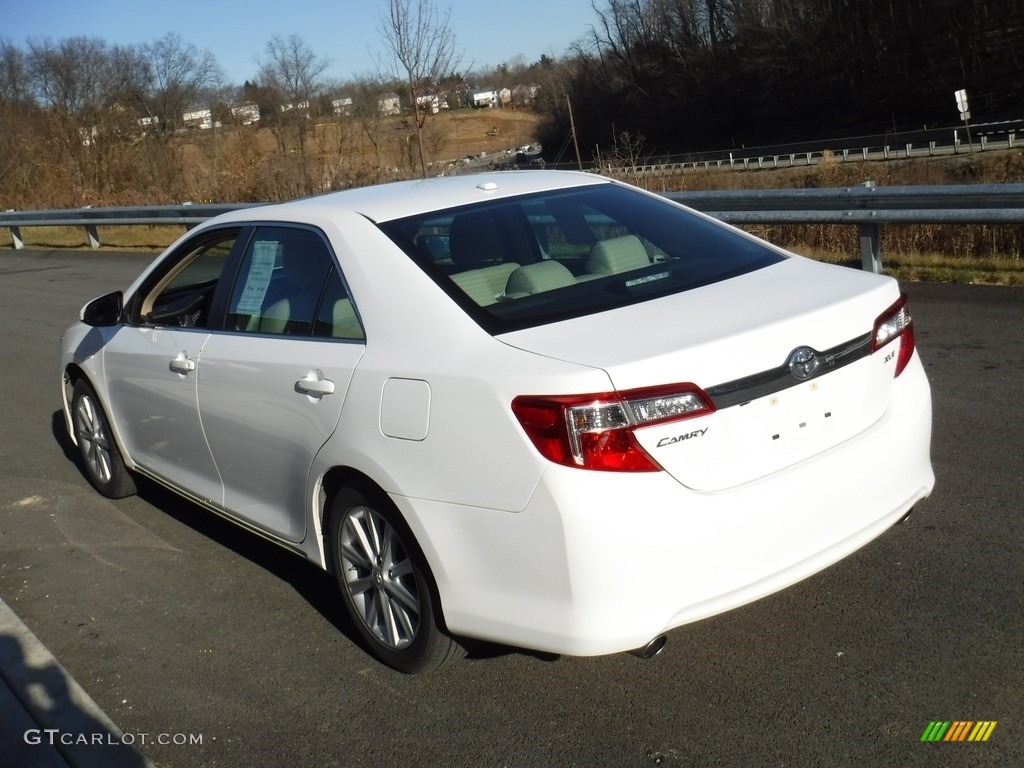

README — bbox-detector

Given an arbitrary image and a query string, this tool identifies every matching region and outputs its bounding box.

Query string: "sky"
[5,0,599,86]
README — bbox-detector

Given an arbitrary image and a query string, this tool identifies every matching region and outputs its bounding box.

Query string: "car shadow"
[51,410,555,668]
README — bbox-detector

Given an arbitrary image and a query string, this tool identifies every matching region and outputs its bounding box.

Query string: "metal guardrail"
[600,129,1017,176]
[667,182,1024,272]
[3,183,1024,273]
[0,203,259,250]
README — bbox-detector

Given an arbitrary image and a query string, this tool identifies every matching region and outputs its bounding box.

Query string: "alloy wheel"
[338,504,421,650]
[74,393,113,485]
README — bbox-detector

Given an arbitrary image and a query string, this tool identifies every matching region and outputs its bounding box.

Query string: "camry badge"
[787,346,821,380]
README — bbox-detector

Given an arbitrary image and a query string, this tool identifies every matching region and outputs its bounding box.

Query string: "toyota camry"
[60,171,934,673]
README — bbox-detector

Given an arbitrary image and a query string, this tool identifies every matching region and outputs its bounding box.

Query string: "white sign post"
[955,88,974,151]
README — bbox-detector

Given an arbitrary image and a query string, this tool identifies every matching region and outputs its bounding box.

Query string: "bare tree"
[142,32,222,134]
[259,34,330,111]
[258,34,331,193]
[0,39,29,105]
[26,36,112,117]
[377,0,462,177]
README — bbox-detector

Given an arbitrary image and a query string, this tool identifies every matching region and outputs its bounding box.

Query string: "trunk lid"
[499,258,905,490]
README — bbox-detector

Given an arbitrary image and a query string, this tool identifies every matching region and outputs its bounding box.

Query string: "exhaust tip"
[628,635,667,659]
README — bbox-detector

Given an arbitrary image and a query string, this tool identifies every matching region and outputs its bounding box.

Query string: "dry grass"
[0,225,185,250]
[4,122,1023,285]
[629,147,1024,283]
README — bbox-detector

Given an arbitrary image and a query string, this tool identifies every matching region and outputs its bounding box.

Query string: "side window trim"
[206,226,254,331]
[126,226,245,327]
[221,222,363,340]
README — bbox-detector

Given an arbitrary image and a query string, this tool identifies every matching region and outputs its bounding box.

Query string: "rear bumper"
[397,354,934,657]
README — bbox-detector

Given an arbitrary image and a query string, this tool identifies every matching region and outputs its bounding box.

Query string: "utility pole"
[566,95,583,171]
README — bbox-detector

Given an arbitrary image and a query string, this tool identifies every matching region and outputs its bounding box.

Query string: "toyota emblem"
[787,346,820,380]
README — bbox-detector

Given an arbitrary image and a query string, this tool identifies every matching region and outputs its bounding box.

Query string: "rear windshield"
[377,182,785,334]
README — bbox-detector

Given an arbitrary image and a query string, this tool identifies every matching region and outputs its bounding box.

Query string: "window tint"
[227,226,344,337]
[378,184,785,334]
[144,231,239,328]
[313,269,365,340]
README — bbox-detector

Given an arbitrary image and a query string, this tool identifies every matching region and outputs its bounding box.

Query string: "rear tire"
[328,485,464,673]
[71,379,136,499]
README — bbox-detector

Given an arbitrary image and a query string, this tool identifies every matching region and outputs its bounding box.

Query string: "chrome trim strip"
[133,466,307,558]
[706,332,872,409]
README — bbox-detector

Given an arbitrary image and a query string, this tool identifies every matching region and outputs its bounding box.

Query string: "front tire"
[328,485,464,673]
[71,378,136,499]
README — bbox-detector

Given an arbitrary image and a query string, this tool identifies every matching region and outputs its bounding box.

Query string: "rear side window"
[226,226,364,340]
[378,183,785,334]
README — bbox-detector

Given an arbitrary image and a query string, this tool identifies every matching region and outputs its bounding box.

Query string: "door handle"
[169,353,196,374]
[296,371,335,396]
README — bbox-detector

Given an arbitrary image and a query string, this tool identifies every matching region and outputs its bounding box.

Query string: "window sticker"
[235,241,280,314]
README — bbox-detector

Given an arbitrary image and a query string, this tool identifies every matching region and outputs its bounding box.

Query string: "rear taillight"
[871,293,915,377]
[512,384,715,471]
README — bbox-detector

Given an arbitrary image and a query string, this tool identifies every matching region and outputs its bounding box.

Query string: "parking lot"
[1,249,1021,767]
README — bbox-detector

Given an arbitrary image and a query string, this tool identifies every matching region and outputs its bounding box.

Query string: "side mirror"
[80,291,123,327]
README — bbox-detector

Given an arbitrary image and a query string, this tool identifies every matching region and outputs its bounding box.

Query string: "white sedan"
[60,171,934,673]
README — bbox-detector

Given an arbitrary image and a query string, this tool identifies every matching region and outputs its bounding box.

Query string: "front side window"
[378,183,785,334]
[139,229,240,328]
[226,225,363,339]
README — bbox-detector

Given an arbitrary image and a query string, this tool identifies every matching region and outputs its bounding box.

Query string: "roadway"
[0,249,1021,767]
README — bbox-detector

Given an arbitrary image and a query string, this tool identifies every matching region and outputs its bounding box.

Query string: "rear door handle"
[169,353,196,374]
[296,370,335,396]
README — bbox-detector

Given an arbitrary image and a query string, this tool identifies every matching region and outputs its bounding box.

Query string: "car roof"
[210,171,611,226]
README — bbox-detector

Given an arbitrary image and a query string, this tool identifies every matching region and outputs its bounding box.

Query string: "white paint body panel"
[399,355,932,655]
[59,171,935,659]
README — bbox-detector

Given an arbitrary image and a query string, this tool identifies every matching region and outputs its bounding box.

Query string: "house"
[512,84,540,107]
[182,109,214,129]
[416,94,440,114]
[231,103,260,125]
[280,101,311,115]
[469,88,498,108]
[79,126,99,146]
[332,97,353,117]
[378,93,401,116]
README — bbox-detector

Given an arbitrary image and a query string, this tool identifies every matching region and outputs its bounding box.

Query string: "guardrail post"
[789,154,795,166]
[843,149,849,161]
[806,152,812,165]
[85,224,100,249]
[929,141,936,156]
[905,143,913,157]
[980,135,988,151]
[1010,133,1016,149]
[859,222,882,273]
[883,145,890,160]
[9,226,24,250]
[862,148,868,160]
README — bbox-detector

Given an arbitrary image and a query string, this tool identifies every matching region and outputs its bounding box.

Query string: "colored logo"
[921,721,997,742]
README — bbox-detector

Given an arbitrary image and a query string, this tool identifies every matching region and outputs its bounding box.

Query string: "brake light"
[871,293,915,377]
[512,384,715,471]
